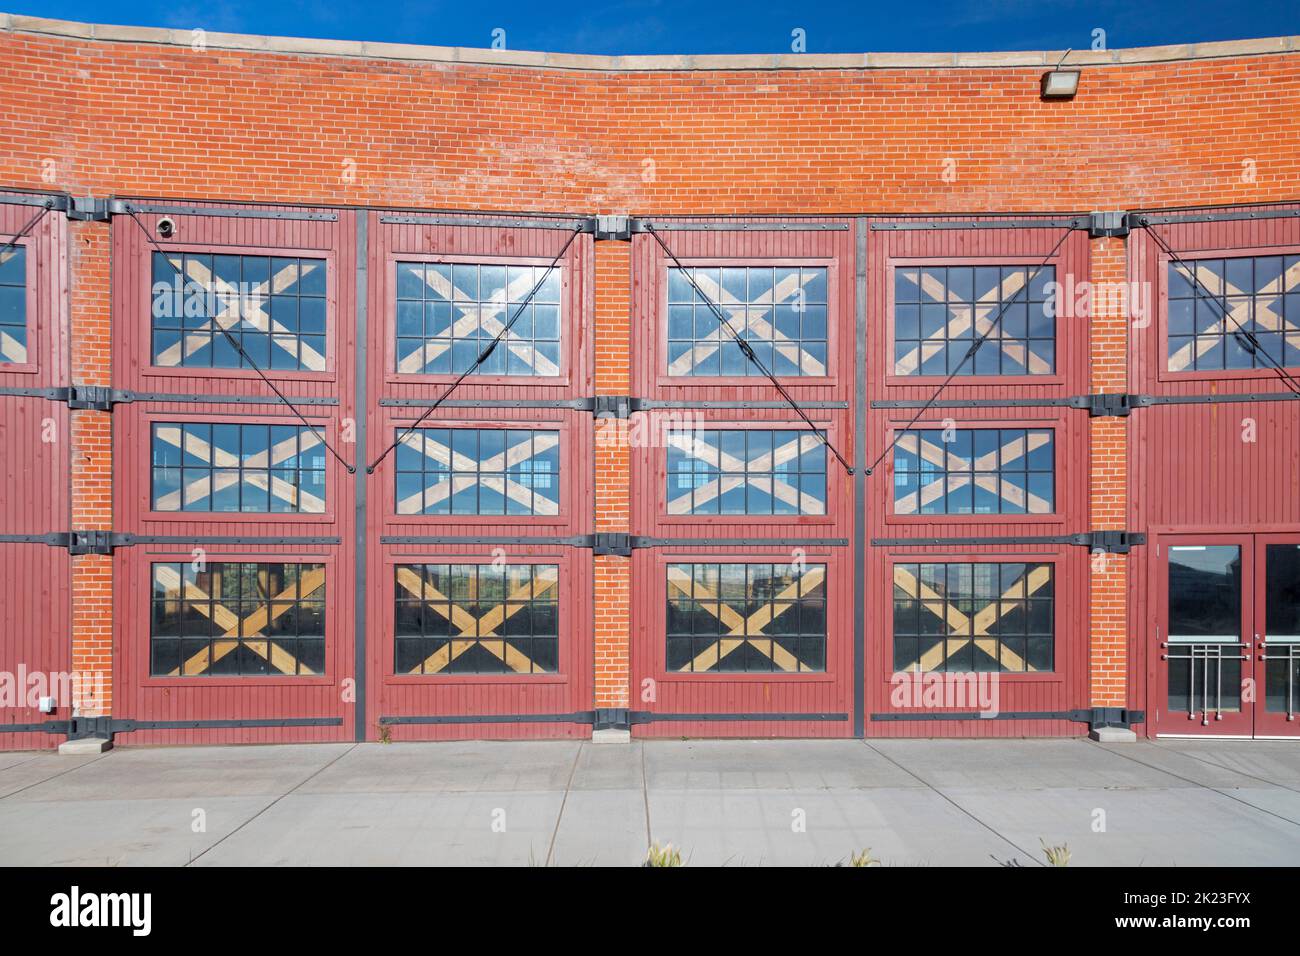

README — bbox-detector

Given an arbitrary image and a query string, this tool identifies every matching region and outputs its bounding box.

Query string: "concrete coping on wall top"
[2,12,1297,72]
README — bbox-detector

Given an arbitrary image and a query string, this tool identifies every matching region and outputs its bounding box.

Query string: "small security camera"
[156,217,176,239]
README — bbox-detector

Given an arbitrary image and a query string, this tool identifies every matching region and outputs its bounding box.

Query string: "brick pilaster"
[1088,236,1129,709]
[69,222,112,717]
[592,240,630,711]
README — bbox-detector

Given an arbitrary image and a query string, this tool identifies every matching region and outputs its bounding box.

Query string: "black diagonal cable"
[124,207,357,473]
[0,199,54,258]
[366,222,584,474]
[643,224,853,475]
[1141,223,1300,397]
[864,225,1074,477]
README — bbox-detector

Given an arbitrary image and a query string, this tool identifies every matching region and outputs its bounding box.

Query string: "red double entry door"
[1154,534,1300,738]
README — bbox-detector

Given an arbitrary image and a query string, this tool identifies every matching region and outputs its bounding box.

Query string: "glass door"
[1156,537,1254,736]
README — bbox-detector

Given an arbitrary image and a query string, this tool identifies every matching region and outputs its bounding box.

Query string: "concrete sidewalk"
[1,738,1299,866]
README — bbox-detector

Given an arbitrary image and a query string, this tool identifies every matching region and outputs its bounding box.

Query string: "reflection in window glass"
[1167,255,1300,372]
[394,428,560,516]
[150,422,326,513]
[892,428,1054,515]
[1265,545,1300,714]
[892,562,1054,673]
[666,562,826,673]
[0,245,27,364]
[150,252,327,370]
[894,265,1056,376]
[394,564,559,674]
[150,562,325,676]
[1167,546,1241,641]
[395,262,561,377]
[665,429,827,515]
[667,266,828,377]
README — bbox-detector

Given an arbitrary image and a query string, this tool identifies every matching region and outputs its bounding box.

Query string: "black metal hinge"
[1073,531,1145,553]
[1088,210,1130,238]
[590,215,632,241]
[592,533,632,557]
[592,395,632,418]
[68,530,114,555]
[65,385,116,411]
[1077,392,1134,417]
[66,197,112,222]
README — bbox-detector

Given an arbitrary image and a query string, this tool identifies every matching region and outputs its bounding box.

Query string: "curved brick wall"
[0,18,1297,211]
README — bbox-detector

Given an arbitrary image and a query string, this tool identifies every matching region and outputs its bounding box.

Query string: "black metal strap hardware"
[0,386,339,409]
[870,531,1144,553]
[871,708,1144,726]
[0,532,341,554]
[871,217,1088,231]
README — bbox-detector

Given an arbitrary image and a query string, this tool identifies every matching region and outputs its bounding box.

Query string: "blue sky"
[8,0,1298,54]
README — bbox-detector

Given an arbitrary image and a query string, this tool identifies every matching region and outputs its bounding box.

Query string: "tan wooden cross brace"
[670,269,826,377]
[395,566,558,674]
[893,564,1052,672]
[667,564,825,672]
[154,564,325,676]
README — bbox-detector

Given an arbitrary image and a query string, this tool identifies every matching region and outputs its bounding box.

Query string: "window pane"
[667,266,827,377]
[1166,254,1300,372]
[150,562,325,676]
[395,563,559,674]
[1265,545,1300,640]
[150,252,326,371]
[894,264,1055,377]
[664,428,826,516]
[394,428,559,517]
[0,245,27,365]
[1167,546,1241,641]
[666,562,826,673]
[892,428,1054,515]
[892,562,1053,673]
[151,423,325,513]
[395,261,562,377]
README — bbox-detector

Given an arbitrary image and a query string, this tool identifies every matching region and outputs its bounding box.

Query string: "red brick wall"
[1088,237,1129,709]
[3,27,1298,736]
[68,221,112,716]
[593,241,630,710]
[1,35,1297,213]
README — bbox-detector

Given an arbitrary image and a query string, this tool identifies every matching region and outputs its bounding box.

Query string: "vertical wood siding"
[0,198,70,749]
